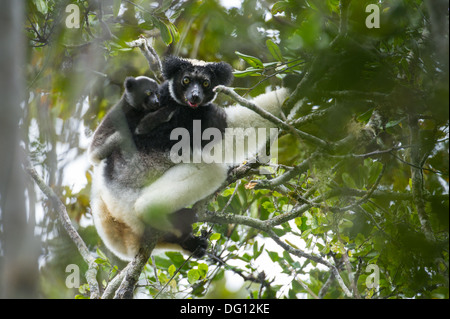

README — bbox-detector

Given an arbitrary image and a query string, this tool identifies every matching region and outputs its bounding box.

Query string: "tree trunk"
[0,0,40,298]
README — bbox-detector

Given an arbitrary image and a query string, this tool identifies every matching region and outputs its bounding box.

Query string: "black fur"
[133,82,228,152]
[133,56,233,153]
[92,58,234,259]
[130,57,234,257]
[124,76,160,111]
[163,56,233,88]
[163,208,208,258]
[89,76,161,167]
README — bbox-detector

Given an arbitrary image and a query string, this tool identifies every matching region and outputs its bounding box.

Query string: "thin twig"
[154,252,194,299]
[267,229,353,297]
[336,163,386,212]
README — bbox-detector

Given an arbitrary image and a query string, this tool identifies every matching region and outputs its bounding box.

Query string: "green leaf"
[113,0,122,17]
[301,229,312,239]
[305,236,313,248]
[267,251,280,262]
[385,117,405,129]
[254,243,265,259]
[282,250,294,264]
[187,269,200,284]
[357,108,374,123]
[156,0,173,13]
[221,187,235,197]
[34,0,48,14]
[285,239,299,249]
[253,241,259,257]
[152,18,173,45]
[235,51,264,69]
[96,248,108,261]
[272,227,287,236]
[266,39,283,61]
[262,200,275,212]
[168,264,176,277]
[170,8,184,21]
[165,251,186,268]
[368,161,384,185]
[339,219,354,231]
[198,263,208,278]
[233,68,263,77]
[241,253,252,262]
[271,1,290,14]
[168,23,180,43]
[263,62,280,68]
[342,172,357,188]
[160,22,173,45]
[210,233,221,241]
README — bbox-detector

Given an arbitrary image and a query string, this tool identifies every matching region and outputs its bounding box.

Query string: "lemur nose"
[190,86,202,102]
[191,92,200,103]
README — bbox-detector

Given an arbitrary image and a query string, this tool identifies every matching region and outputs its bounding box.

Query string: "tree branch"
[266,230,353,297]
[198,208,353,297]
[127,36,164,83]
[214,85,331,150]
[113,230,161,299]
[25,161,100,299]
[253,151,321,190]
[198,210,270,232]
[408,116,436,242]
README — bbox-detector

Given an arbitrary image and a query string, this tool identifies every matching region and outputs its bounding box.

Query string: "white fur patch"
[181,58,210,67]
[223,88,288,164]
[134,162,228,231]
[92,162,144,235]
[168,79,185,105]
[90,86,289,260]
[135,75,155,82]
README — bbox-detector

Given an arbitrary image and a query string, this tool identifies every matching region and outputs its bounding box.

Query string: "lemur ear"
[162,56,189,80]
[209,62,234,86]
[124,77,137,91]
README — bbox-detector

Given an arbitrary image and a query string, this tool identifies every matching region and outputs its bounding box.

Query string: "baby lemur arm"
[89,107,135,164]
[89,131,124,164]
[135,107,176,135]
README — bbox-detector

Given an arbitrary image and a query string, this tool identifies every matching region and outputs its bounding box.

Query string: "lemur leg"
[134,162,228,230]
[161,208,208,258]
[91,194,143,261]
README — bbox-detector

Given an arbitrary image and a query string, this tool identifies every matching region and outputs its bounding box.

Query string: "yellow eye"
[183,77,190,85]
[145,90,151,96]
[203,80,210,88]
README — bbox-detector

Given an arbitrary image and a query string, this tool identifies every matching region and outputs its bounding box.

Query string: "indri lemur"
[89,56,288,260]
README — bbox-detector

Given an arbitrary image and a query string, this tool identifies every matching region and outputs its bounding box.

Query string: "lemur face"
[163,56,233,109]
[124,76,160,111]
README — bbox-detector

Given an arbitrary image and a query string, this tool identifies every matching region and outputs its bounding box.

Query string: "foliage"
[23,0,448,299]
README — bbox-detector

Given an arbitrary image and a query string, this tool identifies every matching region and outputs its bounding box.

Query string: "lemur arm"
[89,131,124,164]
[134,163,228,231]
[135,107,176,135]
[89,107,135,164]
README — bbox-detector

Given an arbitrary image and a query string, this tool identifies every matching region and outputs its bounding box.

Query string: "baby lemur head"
[162,56,233,109]
[124,76,160,111]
